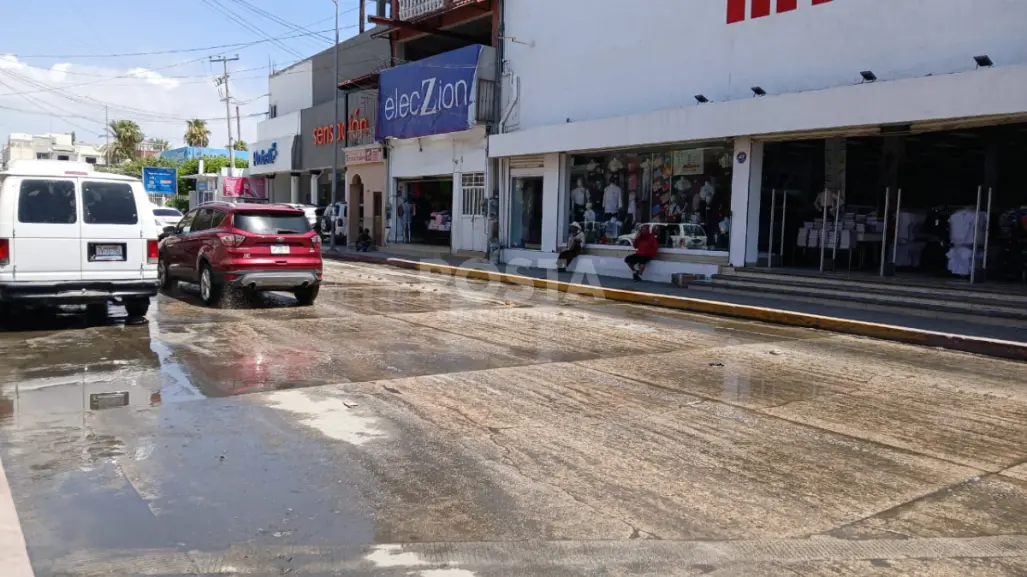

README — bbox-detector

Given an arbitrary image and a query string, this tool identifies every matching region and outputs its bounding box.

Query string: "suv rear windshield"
[153,208,182,217]
[83,182,138,225]
[233,211,311,234]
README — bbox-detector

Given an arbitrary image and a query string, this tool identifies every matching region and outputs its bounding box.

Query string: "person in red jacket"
[625,226,659,281]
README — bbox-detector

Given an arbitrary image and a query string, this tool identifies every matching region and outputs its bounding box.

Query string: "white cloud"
[0,54,264,148]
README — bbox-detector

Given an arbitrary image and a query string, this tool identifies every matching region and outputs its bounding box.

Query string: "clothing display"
[603,183,623,214]
[571,184,587,207]
[949,208,987,246]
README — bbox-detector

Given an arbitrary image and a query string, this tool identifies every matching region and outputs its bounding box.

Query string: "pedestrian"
[355,228,373,252]
[557,222,585,273]
[625,225,658,281]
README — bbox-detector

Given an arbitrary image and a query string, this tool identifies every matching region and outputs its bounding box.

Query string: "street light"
[329,0,341,251]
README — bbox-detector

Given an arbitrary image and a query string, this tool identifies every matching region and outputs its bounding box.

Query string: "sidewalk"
[324,247,1027,358]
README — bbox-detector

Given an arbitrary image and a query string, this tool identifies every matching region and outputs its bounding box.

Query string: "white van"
[0,160,160,321]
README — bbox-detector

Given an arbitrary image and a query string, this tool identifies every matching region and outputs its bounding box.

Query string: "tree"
[232,140,248,151]
[108,120,143,163]
[149,138,170,152]
[184,119,211,147]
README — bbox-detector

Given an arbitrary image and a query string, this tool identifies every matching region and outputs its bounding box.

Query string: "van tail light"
[146,239,158,264]
[0,239,9,265]
[218,233,245,247]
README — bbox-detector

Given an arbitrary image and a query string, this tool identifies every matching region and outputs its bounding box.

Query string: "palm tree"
[108,120,143,163]
[149,138,170,152]
[184,119,211,147]
[232,140,248,151]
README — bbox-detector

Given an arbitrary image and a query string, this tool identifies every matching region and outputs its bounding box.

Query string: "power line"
[200,0,305,59]
[224,0,335,45]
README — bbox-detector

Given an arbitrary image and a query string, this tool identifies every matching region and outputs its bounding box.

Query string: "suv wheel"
[199,264,224,307]
[124,298,150,319]
[294,285,319,306]
[158,257,176,291]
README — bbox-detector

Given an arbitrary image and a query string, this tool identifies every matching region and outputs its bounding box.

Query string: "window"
[85,157,97,164]
[210,210,227,229]
[191,208,214,232]
[509,176,544,249]
[57,155,70,161]
[566,145,734,251]
[18,180,76,224]
[178,210,198,233]
[153,208,183,218]
[233,211,311,234]
[82,182,138,225]
[460,172,485,216]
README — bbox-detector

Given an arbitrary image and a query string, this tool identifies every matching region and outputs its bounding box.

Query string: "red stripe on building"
[812,0,834,5]
[777,0,797,13]
[751,0,771,18]
[727,0,747,23]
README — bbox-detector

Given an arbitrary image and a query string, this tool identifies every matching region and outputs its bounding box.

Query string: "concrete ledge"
[327,251,1027,362]
[0,456,34,577]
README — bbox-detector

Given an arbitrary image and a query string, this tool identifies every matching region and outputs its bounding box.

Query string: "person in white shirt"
[557,222,585,273]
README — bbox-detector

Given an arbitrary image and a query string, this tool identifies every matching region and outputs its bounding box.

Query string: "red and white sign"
[344,146,383,165]
[222,176,268,199]
[727,0,833,24]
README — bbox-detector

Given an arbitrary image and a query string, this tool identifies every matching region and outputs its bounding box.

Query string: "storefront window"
[510,176,544,249]
[566,145,734,252]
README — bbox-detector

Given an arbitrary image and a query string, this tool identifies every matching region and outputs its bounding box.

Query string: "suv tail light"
[218,233,246,247]
[0,239,8,265]
[146,239,158,264]
[310,234,322,247]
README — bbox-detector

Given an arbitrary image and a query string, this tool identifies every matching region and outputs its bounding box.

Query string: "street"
[2,260,1027,576]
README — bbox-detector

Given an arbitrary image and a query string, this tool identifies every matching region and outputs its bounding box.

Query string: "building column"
[265,175,275,202]
[309,171,321,206]
[290,172,301,204]
[540,153,561,254]
[729,137,764,268]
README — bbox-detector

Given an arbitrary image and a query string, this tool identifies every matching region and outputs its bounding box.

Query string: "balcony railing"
[397,0,484,22]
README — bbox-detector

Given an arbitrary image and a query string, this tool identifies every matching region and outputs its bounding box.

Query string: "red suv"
[157,202,323,306]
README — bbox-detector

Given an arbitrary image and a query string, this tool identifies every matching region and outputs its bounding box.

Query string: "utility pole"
[104,106,109,166]
[211,55,240,177]
[236,105,242,152]
[330,0,340,251]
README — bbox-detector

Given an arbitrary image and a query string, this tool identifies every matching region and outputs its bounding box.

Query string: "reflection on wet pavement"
[2,260,1027,576]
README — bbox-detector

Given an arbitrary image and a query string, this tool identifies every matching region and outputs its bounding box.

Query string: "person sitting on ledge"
[355,228,373,252]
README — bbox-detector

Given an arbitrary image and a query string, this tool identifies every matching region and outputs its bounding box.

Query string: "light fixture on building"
[751,86,766,97]
[694,94,709,104]
[860,70,877,83]
[974,55,994,68]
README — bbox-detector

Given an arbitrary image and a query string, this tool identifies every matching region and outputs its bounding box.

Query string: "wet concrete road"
[2,260,1027,576]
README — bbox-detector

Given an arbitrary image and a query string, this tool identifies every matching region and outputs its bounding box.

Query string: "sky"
[0,0,365,150]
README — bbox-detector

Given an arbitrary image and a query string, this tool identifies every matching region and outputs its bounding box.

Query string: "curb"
[324,252,1027,362]
[0,456,34,577]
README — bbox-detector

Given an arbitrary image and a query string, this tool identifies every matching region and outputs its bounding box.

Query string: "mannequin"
[627,191,637,220]
[603,178,623,218]
[571,178,587,222]
[583,202,596,224]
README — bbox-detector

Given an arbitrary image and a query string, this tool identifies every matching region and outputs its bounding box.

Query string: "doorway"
[509,174,544,250]
[348,174,364,245]
[455,172,487,253]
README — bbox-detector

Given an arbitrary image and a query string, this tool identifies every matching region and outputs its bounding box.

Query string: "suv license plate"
[93,244,124,261]
[270,245,290,255]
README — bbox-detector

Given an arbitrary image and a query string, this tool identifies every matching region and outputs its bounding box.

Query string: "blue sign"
[142,167,177,195]
[253,141,278,166]
[377,44,483,140]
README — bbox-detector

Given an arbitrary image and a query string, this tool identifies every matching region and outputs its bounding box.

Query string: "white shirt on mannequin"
[603,184,623,214]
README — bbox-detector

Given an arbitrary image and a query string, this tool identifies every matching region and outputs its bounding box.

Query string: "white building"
[251,59,311,203]
[3,133,106,168]
[490,0,1027,284]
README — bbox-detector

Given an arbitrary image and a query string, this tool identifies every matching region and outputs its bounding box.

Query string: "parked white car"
[152,206,183,230]
[282,203,319,229]
[0,160,160,321]
[617,222,709,250]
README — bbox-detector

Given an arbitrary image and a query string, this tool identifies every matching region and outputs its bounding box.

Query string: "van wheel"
[158,257,176,291]
[85,303,108,325]
[124,298,150,319]
[199,264,223,307]
[294,285,320,306]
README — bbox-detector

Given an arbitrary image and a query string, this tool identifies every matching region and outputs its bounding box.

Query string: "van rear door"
[11,177,82,282]
[80,179,146,280]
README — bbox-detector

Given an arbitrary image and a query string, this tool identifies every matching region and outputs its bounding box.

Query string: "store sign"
[377,44,483,140]
[253,142,278,166]
[142,167,177,195]
[313,110,371,146]
[223,176,267,199]
[727,0,833,24]
[344,146,383,165]
[248,136,297,175]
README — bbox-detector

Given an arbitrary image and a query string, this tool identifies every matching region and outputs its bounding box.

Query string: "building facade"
[489,0,1027,284]
[3,133,106,168]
